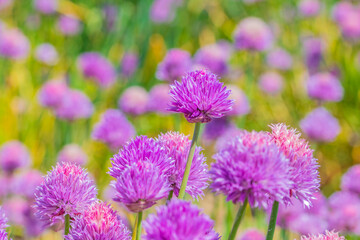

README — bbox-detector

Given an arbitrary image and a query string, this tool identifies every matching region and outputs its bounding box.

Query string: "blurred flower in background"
[33,0,58,14]
[258,71,284,95]
[266,48,293,71]
[306,72,343,102]
[0,141,30,174]
[0,28,30,60]
[57,14,82,36]
[34,43,59,66]
[57,144,88,166]
[156,49,192,82]
[121,52,139,78]
[118,86,149,115]
[147,84,171,114]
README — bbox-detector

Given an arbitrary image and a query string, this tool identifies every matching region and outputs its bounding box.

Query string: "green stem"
[228,198,248,240]
[266,201,279,240]
[64,214,70,237]
[281,228,287,240]
[167,190,174,202]
[178,122,201,199]
[135,211,143,240]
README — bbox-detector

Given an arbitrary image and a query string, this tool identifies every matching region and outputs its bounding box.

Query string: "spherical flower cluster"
[0,28,30,60]
[298,0,321,17]
[121,52,138,78]
[147,84,171,114]
[301,231,345,240]
[92,109,135,150]
[202,117,235,144]
[156,49,192,82]
[109,136,174,212]
[168,70,233,123]
[13,170,43,199]
[239,229,265,240]
[300,107,340,142]
[3,196,28,226]
[33,0,58,14]
[226,85,250,116]
[210,131,292,208]
[34,162,98,227]
[332,2,352,23]
[77,52,117,88]
[0,140,30,174]
[57,144,88,166]
[307,72,343,102]
[57,14,82,36]
[150,0,182,23]
[157,132,208,199]
[35,43,59,66]
[65,201,131,240]
[341,164,360,194]
[332,2,360,40]
[37,79,68,108]
[258,71,284,95]
[269,124,320,207]
[118,86,149,115]
[233,17,273,51]
[143,199,220,240]
[266,48,293,70]
[303,37,324,73]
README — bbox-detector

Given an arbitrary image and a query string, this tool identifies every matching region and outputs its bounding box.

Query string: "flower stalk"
[228,198,248,240]
[266,201,279,240]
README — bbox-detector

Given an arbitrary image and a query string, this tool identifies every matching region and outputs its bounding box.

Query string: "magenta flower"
[239,229,265,240]
[300,231,345,240]
[143,199,220,240]
[35,43,59,66]
[226,85,250,116]
[0,207,8,240]
[92,109,135,150]
[210,131,292,208]
[55,89,93,121]
[150,0,182,23]
[298,0,321,17]
[202,117,236,144]
[34,162,98,227]
[258,71,284,95]
[157,132,209,199]
[37,79,68,109]
[168,70,233,123]
[3,196,28,226]
[341,164,360,195]
[147,84,171,114]
[156,49,192,82]
[77,52,117,88]
[303,37,324,73]
[300,107,340,142]
[65,201,131,240]
[333,5,360,40]
[57,144,88,166]
[118,86,149,115]
[307,72,343,102]
[332,2,353,23]
[233,17,273,51]
[0,140,30,174]
[33,0,58,14]
[0,28,30,60]
[13,170,43,199]
[57,14,82,36]
[121,52,138,78]
[269,124,320,207]
[266,48,293,70]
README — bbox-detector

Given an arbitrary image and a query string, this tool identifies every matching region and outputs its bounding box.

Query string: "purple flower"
[37,79,68,109]
[13,170,43,199]
[202,117,236,144]
[239,229,265,240]
[33,0,58,14]
[233,17,273,51]
[0,230,8,240]
[103,5,118,31]
[3,196,28,226]
[156,49,192,82]
[121,52,138,78]
[298,0,321,17]
[258,71,284,95]
[0,207,8,240]
[193,41,233,76]
[301,231,345,240]
[334,5,360,40]
[57,144,88,166]
[210,131,292,208]
[341,164,360,195]
[157,132,209,199]
[303,37,324,73]
[300,107,340,142]
[143,199,220,240]
[332,2,353,23]
[0,28,30,60]
[65,201,131,240]
[57,14,82,36]
[269,124,320,207]
[226,85,250,116]
[0,141,30,174]
[35,43,59,66]
[266,48,293,70]
[307,72,343,102]
[147,84,172,114]
[92,109,135,150]
[118,86,149,115]
[77,52,117,88]
[168,70,233,123]
[34,162,98,227]
[55,89,93,121]
[150,0,182,23]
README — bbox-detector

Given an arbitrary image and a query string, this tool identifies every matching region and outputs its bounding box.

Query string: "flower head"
[258,71,284,95]
[37,79,68,109]
[239,229,265,240]
[301,231,345,240]
[300,107,340,142]
[157,132,209,199]
[266,48,293,70]
[92,109,135,150]
[233,17,273,51]
[202,117,236,144]
[57,144,88,166]
[147,84,172,114]
[226,85,250,116]
[34,162,97,227]
[121,52,138,78]
[77,52,117,88]
[269,124,320,207]
[34,0,58,14]
[13,170,43,199]
[307,72,343,102]
[35,43,59,66]
[143,199,220,240]
[0,140,30,174]
[57,14,82,36]
[0,207,8,240]
[65,201,131,240]
[118,86,149,115]
[341,164,360,195]
[168,70,233,123]
[0,28,30,60]
[210,131,292,208]
[298,0,321,17]
[156,49,192,82]
[303,38,324,73]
